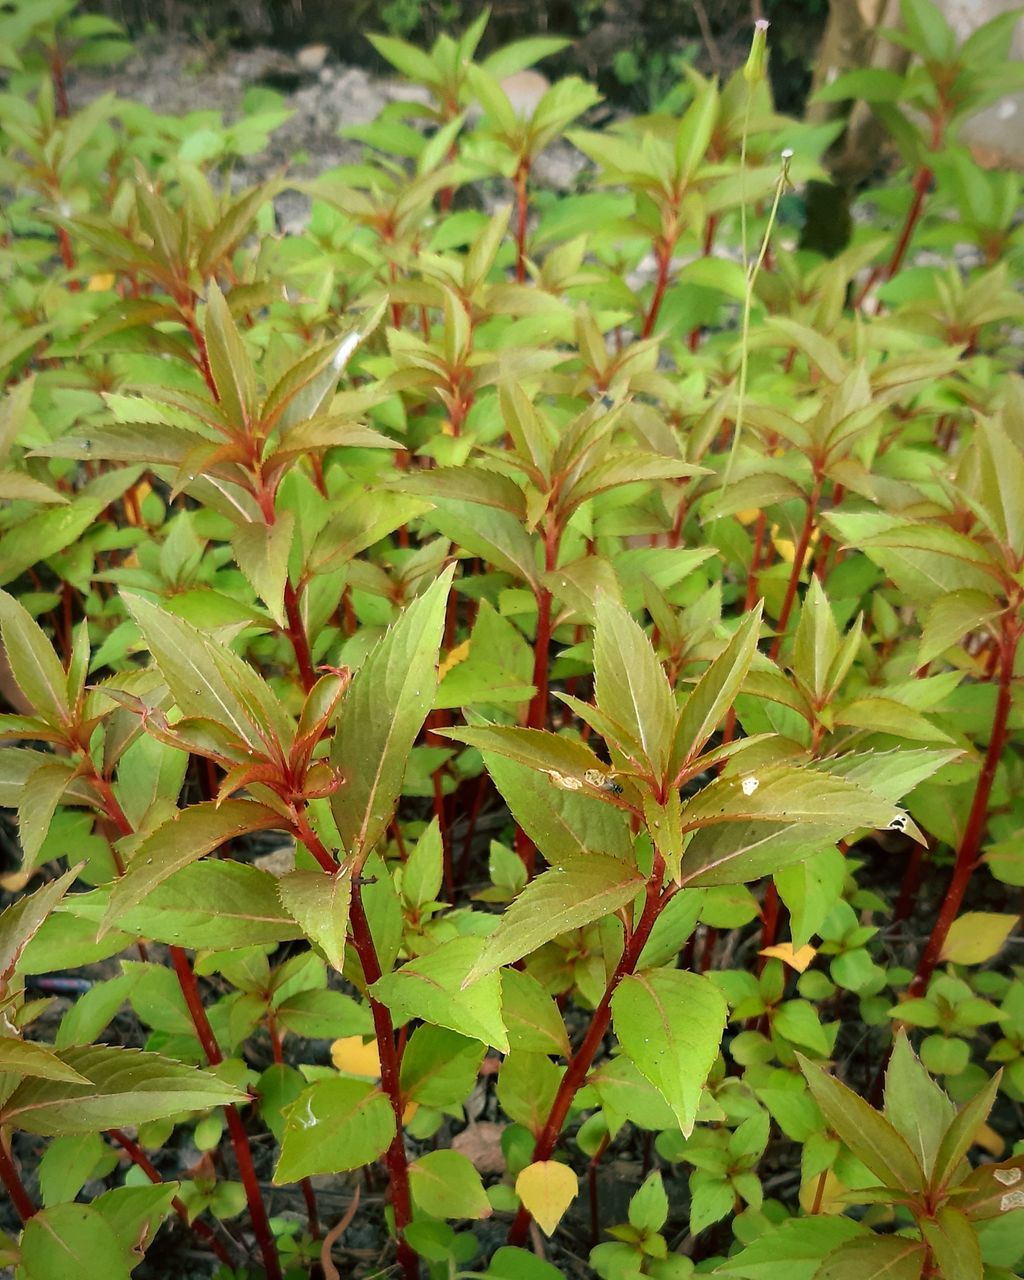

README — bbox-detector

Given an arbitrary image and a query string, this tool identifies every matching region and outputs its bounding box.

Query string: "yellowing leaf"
[974,1122,1004,1159]
[515,1160,578,1236]
[940,912,1016,965]
[760,942,817,972]
[798,1169,847,1215]
[331,1037,381,1079]
[438,638,470,680]
[87,273,115,292]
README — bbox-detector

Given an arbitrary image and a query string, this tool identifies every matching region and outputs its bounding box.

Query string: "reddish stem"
[109,1128,235,1267]
[348,883,418,1280]
[855,165,933,309]
[508,858,670,1245]
[0,1136,36,1223]
[743,510,768,612]
[49,48,69,118]
[641,238,675,339]
[514,160,530,283]
[909,619,1020,996]
[768,481,821,662]
[284,580,316,693]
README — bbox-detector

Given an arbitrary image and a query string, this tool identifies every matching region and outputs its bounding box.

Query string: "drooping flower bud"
[743,19,770,86]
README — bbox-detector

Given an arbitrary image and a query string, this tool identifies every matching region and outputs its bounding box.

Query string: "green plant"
[0,2,1022,1279]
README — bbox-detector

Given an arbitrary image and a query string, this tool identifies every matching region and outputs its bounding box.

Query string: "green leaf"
[482,747,633,865]
[0,866,78,985]
[403,818,443,910]
[0,589,70,727]
[38,1134,111,1206]
[714,1215,865,1279]
[17,759,76,870]
[0,1038,89,1084]
[672,609,763,774]
[70,861,301,949]
[203,281,256,430]
[409,1149,491,1220]
[629,1171,668,1234]
[19,1203,131,1280]
[231,511,294,628]
[920,1205,983,1280]
[594,595,675,779]
[939,912,1017,965]
[464,854,646,983]
[931,1069,1001,1191]
[274,1077,395,1181]
[371,936,508,1051]
[611,968,727,1136]
[330,567,454,864]
[100,799,283,934]
[442,724,610,793]
[918,590,1002,667]
[278,866,352,972]
[679,765,913,887]
[124,592,292,753]
[399,1026,485,1109]
[501,967,570,1057]
[814,1235,927,1280]
[797,1054,924,1192]
[0,1045,243,1134]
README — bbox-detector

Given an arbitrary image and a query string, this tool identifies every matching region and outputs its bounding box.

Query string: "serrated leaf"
[0,1044,243,1134]
[274,1077,395,1181]
[611,968,726,1136]
[672,608,763,774]
[715,1216,866,1279]
[231,511,294,627]
[100,799,283,933]
[814,1235,927,1280]
[797,1054,924,1192]
[0,589,70,726]
[464,855,645,983]
[124,592,291,752]
[330,567,453,864]
[0,866,78,985]
[278,866,351,972]
[0,1038,90,1084]
[594,595,675,779]
[372,936,508,1051]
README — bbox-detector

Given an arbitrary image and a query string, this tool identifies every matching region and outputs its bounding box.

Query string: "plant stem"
[0,1135,36,1223]
[909,618,1020,996]
[514,159,530,283]
[168,947,283,1280]
[641,236,675,339]
[109,1128,235,1267]
[348,883,418,1280]
[768,479,821,661]
[854,164,933,309]
[507,857,670,1246]
[284,580,316,693]
[291,810,415,1276]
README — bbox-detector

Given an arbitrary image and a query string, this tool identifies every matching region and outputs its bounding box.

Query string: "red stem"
[909,619,1020,996]
[854,165,933,309]
[109,1128,235,1267]
[743,510,768,612]
[641,239,675,339]
[348,883,418,1280]
[768,481,821,662]
[291,811,414,1277]
[0,1136,36,1223]
[49,48,69,118]
[508,858,670,1245]
[514,161,530,283]
[284,580,316,693]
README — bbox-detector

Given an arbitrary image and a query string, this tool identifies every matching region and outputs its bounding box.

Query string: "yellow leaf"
[799,1169,847,1215]
[0,867,35,892]
[734,508,761,526]
[330,1036,381,1079]
[974,1122,1004,1159]
[402,1101,419,1125]
[438,638,470,680]
[940,912,1017,965]
[515,1160,578,1236]
[759,942,817,973]
[87,272,116,292]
